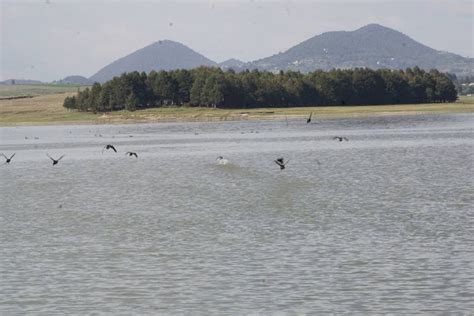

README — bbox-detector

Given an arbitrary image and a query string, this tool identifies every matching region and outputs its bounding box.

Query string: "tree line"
[63,67,457,112]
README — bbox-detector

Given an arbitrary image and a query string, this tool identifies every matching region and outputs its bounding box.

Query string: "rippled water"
[1,114,473,314]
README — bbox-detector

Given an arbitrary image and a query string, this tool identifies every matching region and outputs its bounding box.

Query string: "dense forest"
[64,67,457,112]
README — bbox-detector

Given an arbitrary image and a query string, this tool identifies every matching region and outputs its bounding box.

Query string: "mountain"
[87,24,471,83]
[53,75,93,85]
[0,79,44,85]
[89,40,217,83]
[246,24,473,77]
[219,58,245,70]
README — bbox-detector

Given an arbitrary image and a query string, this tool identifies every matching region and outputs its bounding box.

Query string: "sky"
[1,0,473,82]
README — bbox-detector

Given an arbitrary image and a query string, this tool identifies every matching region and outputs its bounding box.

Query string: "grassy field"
[0,84,89,99]
[0,86,473,126]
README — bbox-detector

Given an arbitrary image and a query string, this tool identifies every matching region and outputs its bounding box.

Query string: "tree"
[351,68,386,105]
[434,72,457,102]
[172,69,193,105]
[125,92,138,111]
[76,88,90,111]
[202,74,225,107]
[151,71,178,105]
[189,78,204,106]
[63,96,76,109]
[380,69,411,104]
[88,82,102,112]
[97,83,113,112]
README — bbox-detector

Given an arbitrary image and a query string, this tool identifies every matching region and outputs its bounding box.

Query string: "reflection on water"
[1,114,473,314]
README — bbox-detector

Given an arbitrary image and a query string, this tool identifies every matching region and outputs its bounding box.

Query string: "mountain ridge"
[61,24,472,83]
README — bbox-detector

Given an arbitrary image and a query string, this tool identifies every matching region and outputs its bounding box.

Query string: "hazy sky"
[1,0,473,81]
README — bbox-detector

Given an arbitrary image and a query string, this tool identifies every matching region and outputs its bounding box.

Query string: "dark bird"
[333,136,349,142]
[306,112,313,124]
[274,157,289,170]
[47,154,65,165]
[126,152,138,158]
[1,153,16,164]
[103,144,117,153]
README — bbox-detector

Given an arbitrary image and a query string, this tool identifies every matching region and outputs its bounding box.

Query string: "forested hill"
[65,67,457,112]
[54,75,93,85]
[89,40,217,83]
[246,24,473,77]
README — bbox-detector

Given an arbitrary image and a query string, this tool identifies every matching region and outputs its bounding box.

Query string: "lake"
[1,114,473,314]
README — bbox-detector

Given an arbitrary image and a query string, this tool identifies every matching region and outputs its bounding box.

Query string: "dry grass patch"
[0,93,98,124]
[1,93,473,126]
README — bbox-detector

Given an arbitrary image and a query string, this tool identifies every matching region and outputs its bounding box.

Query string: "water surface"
[1,114,473,314]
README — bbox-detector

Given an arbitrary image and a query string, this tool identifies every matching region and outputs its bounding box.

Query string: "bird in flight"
[1,153,15,164]
[333,136,349,142]
[306,112,313,124]
[216,156,229,165]
[126,152,138,158]
[274,157,289,170]
[103,144,117,153]
[47,154,65,165]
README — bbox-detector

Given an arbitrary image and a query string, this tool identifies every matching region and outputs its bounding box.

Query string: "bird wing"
[133,153,138,157]
[9,153,16,159]
[274,160,284,167]
[309,112,313,119]
[111,145,117,152]
[343,137,349,141]
[283,159,289,166]
[57,155,65,161]
[46,154,54,161]
[1,153,7,159]
[333,136,339,140]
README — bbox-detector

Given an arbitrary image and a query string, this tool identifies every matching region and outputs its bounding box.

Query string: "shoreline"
[0,92,473,127]
[1,109,473,127]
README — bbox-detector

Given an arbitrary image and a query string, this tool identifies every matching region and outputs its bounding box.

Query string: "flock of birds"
[1,113,349,169]
[216,113,351,170]
[1,145,139,166]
